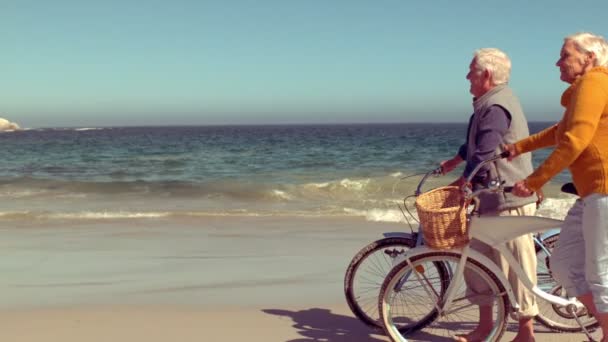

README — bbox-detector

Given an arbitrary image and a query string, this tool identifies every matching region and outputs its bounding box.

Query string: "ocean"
[0,123,576,224]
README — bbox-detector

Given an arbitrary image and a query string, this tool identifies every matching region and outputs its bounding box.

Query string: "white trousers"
[551,193,608,313]
[464,203,539,318]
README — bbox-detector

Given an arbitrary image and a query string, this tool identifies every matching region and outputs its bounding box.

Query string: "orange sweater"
[514,66,608,197]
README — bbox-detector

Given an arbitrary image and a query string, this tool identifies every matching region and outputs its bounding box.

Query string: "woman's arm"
[525,76,607,191]
[514,123,558,155]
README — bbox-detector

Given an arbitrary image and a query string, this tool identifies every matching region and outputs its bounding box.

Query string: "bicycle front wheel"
[379,251,510,342]
[344,237,449,329]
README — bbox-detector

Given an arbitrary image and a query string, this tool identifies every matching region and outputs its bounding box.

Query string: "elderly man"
[441,48,539,342]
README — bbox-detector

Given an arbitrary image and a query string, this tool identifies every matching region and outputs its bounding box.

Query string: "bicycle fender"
[382,232,416,239]
[539,228,560,241]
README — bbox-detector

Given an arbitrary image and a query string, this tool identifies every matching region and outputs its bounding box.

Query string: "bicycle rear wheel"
[379,251,509,342]
[344,237,448,329]
[534,233,599,332]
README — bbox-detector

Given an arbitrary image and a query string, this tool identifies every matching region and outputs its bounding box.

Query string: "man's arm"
[441,115,473,175]
[441,148,465,174]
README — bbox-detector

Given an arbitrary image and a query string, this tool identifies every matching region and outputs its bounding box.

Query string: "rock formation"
[0,118,21,131]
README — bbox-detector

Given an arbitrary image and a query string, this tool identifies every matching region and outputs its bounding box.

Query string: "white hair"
[565,32,608,67]
[473,48,512,85]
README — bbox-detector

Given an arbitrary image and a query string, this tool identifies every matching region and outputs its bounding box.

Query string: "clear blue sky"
[2,1,607,127]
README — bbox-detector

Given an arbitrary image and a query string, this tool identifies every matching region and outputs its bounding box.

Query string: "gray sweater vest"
[467,85,536,214]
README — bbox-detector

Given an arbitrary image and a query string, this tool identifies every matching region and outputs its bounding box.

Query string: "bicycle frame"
[384,157,564,303]
[439,152,585,314]
[397,216,586,322]
[382,224,559,290]
[469,215,583,310]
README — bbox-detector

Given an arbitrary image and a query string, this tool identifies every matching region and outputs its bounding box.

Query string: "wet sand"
[0,216,599,341]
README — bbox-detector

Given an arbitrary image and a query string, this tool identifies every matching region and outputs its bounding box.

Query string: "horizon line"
[20,121,558,130]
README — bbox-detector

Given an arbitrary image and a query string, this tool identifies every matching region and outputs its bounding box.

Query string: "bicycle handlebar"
[464,151,510,184]
[414,166,443,196]
[413,151,511,199]
[462,151,513,204]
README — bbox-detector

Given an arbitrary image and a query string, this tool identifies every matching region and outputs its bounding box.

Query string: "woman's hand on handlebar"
[512,180,534,197]
[501,144,520,161]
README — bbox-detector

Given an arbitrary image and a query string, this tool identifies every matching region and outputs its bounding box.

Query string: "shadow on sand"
[264,308,599,342]
[263,308,456,342]
[264,308,554,342]
[263,308,385,342]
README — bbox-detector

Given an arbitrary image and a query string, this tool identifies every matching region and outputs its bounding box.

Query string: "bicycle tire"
[379,251,510,341]
[344,236,448,329]
[534,233,599,332]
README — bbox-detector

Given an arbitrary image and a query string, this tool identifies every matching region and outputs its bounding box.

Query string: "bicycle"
[344,165,584,333]
[378,153,598,341]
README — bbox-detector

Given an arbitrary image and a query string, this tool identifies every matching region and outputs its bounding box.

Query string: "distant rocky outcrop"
[0,118,21,131]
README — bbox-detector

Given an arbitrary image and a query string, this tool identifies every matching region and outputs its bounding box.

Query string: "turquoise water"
[0,123,573,222]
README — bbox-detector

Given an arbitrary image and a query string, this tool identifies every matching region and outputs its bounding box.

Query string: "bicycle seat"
[561,182,578,196]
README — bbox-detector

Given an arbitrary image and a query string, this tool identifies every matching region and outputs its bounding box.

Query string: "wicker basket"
[415,186,469,250]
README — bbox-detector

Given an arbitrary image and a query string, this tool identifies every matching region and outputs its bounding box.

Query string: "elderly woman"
[505,32,608,341]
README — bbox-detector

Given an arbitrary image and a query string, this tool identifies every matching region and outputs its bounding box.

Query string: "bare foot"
[510,320,535,342]
[510,334,535,342]
[452,329,491,342]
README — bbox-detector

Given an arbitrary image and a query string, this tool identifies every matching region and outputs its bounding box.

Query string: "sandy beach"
[0,216,600,341]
